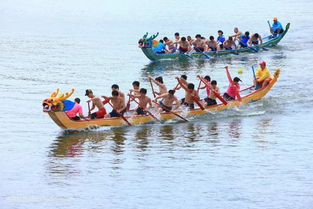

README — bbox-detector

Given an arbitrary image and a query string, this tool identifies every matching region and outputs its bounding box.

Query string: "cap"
[259,61,266,66]
[85,89,93,96]
[234,77,242,82]
[273,17,278,21]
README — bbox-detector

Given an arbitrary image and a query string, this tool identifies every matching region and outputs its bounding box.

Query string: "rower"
[175,77,199,110]
[230,27,242,40]
[249,33,263,48]
[153,40,168,54]
[271,17,284,37]
[174,32,181,48]
[206,36,218,51]
[223,67,242,101]
[193,34,207,52]
[130,88,152,115]
[187,36,194,45]
[111,84,125,104]
[177,37,191,54]
[65,98,88,120]
[238,31,250,48]
[103,90,126,118]
[148,76,168,96]
[153,90,180,112]
[130,81,140,96]
[254,61,272,90]
[85,89,107,119]
[217,30,225,49]
[223,37,236,50]
[204,80,220,106]
[163,37,176,53]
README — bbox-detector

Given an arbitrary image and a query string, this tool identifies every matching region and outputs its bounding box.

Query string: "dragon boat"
[139,23,290,61]
[42,70,280,130]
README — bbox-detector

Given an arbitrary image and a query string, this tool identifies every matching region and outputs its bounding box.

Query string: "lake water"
[1,0,313,208]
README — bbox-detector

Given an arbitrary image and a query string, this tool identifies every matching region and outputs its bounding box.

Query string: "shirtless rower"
[193,34,207,52]
[148,76,168,96]
[230,27,242,40]
[85,89,107,119]
[111,84,125,104]
[130,88,152,115]
[129,81,140,96]
[249,33,263,48]
[206,36,219,51]
[175,77,199,110]
[153,90,180,112]
[187,36,194,45]
[173,74,187,91]
[223,37,236,50]
[103,90,126,118]
[174,32,181,48]
[163,37,176,53]
[177,37,191,54]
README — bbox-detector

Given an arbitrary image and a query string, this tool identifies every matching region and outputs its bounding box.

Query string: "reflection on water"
[227,119,242,139]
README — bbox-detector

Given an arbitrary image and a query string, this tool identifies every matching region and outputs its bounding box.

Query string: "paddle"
[129,95,161,123]
[108,102,132,126]
[193,96,205,110]
[149,79,156,98]
[87,101,91,117]
[152,101,188,122]
[267,20,273,34]
[194,47,211,59]
[196,80,202,94]
[197,75,228,105]
[251,65,261,90]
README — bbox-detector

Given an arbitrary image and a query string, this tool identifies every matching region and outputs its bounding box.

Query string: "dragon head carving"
[42,89,74,112]
[138,32,159,48]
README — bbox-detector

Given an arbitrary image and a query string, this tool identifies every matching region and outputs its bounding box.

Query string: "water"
[1,0,313,208]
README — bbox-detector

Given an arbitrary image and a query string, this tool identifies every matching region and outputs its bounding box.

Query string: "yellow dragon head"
[42,89,74,112]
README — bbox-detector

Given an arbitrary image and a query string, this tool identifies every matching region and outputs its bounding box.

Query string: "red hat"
[259,61,266,66]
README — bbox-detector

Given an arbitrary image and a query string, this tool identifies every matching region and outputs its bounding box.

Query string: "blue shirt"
[272,21,283,32]
[240,34,250,46]
[153,42,166,53]
[217,35,225,44]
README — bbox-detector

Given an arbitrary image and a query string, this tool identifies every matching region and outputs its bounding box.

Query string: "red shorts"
[96,108,106,118]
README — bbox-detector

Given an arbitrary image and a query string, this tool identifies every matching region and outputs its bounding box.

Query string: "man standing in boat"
[85,89,107,119]
[254,61,272,90]
[153,90,180,112]
[230,27,242,40]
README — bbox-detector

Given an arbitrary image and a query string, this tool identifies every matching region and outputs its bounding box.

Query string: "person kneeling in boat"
[176,77,199,110]
[153,90,180,112]
[223,67,242,101]
[130,88,152,115]
[254,61,272,90]
[103,90,126,118]
[85,89,107,119]
[271,17,284,38]
[65,98,88,120]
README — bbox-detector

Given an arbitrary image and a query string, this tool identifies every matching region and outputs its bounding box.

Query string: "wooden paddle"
[152,101,188,122]
[87,101,91,117]
[108,102,132,126]
[129,95,161,123]
[192,96,205,110]
[196,80,202,94]
[197,75,228,105]
[149,79,156,98]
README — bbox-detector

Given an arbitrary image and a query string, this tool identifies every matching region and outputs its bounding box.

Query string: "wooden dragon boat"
[139,23,290,61]
[42,69,280,130]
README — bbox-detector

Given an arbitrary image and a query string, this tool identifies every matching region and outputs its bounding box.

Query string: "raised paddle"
[267,20,273,34]
[87,101,91,117]
[107,102,132,126]
[152,101,188,122]
[149,79,156,98]
[192,96,205,110]
[129,95,161,123]
[197,76,228,105]
[196,79,202,94]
